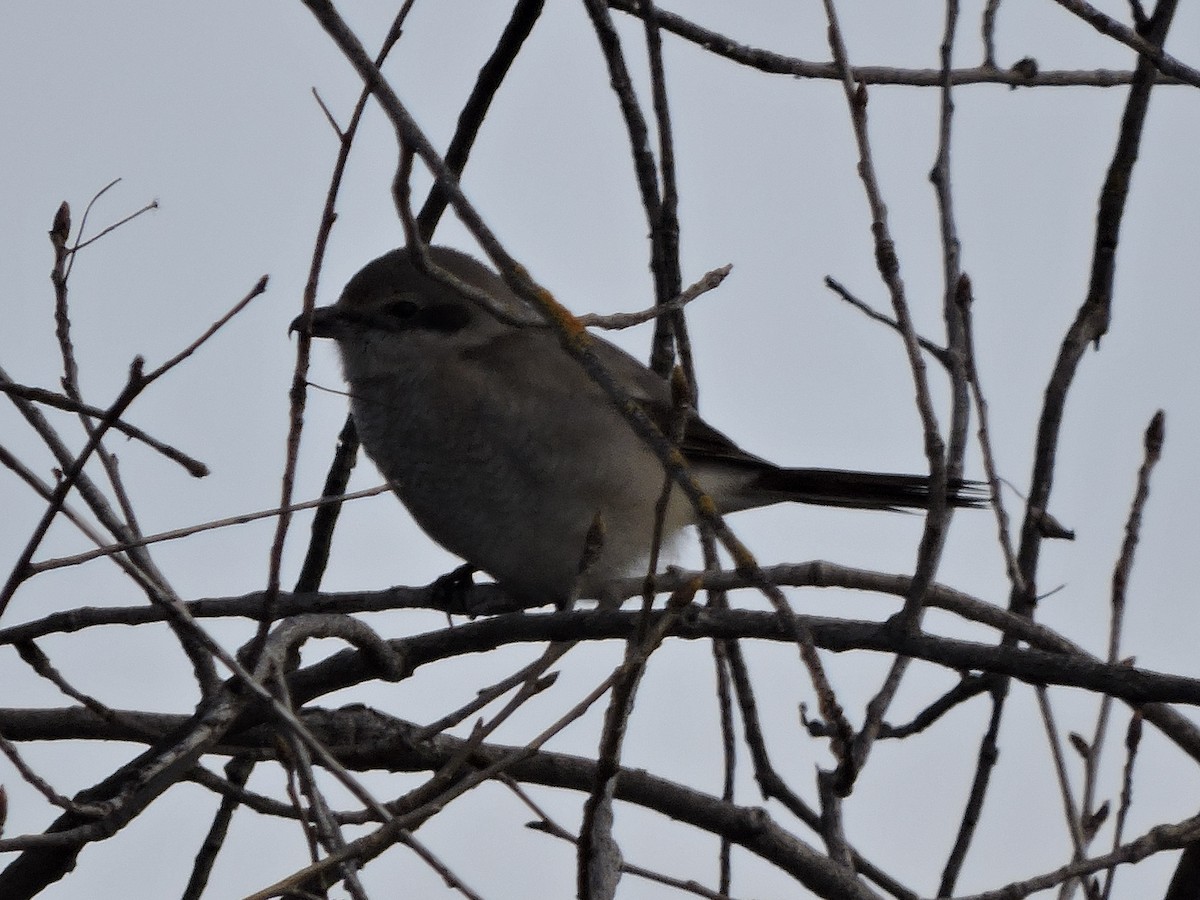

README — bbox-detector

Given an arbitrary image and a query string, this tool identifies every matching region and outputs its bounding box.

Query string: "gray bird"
[293,246,982,608]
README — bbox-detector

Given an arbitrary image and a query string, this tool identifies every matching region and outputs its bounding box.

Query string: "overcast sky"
[2,2,1199,897]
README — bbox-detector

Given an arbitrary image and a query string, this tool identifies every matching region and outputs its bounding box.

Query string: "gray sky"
[2,2,1199,897]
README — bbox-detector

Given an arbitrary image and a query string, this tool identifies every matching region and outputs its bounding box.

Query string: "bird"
[293,245,983,608]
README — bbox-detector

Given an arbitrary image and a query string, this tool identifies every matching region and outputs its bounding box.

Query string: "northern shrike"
[293,246,981,607]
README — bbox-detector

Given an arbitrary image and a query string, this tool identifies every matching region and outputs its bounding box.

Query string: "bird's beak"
[289,305,344,339]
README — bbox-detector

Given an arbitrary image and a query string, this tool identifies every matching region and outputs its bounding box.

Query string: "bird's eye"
[383,298,419,320]
[420,303,471,333]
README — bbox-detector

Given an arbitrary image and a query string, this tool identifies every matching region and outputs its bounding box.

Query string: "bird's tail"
[744,466,988,511]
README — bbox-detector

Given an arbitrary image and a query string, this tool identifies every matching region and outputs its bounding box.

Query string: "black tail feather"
[749,466,988,511]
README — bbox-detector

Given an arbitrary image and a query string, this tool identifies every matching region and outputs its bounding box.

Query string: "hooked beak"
[289,305,344,339]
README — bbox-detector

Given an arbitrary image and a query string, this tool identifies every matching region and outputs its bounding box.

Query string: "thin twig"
[577,265,730,330]
[940,686,1006,894]
[1034,687,1087,858]
[820,0,952,799]
[31,484,392,573]
[955,276,1023,591]
[981,0,1002,67]
[823,276,952,368]
[508,778,743,900]
[273,673,369,900]
[578,0,680,376]
[950,809,1200,900]
[0,442,149,585]
[607,0,1200,87]
[181,757,257,900]
[639,0,688,379]
[1049,0,1198,85]
[410,647,569,742]
[71,200,159,253]
[930,0,972,476]
[0,382,209,475]
[579,588,693,897]
[1011,0,1178,619]
[1089,413,1163,896]
[712,637,736,894]
[415,0,546,239]
[0,732,107,819]
[14,640,162,741]
[1100,711,1142,900]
